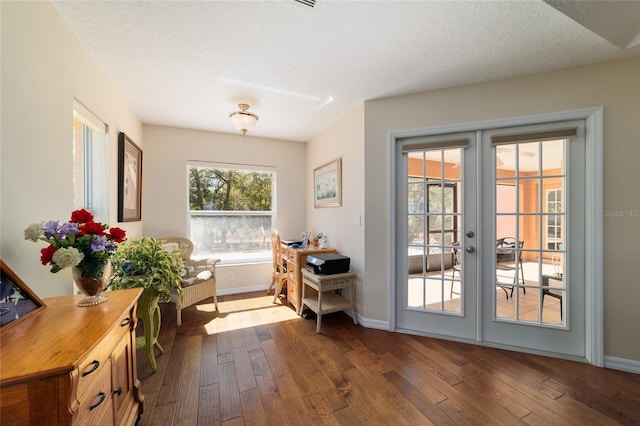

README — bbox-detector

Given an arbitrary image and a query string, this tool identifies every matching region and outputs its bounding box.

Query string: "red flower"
[79,221,105,236]
[106,227,127,243]
[71,209,93,224]
[40,245,57,265]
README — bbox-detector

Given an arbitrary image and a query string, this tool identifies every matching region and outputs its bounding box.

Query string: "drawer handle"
[89,392,106,411]
[82,360,100,377]
[114,386,123,396]
[120,317,132,327]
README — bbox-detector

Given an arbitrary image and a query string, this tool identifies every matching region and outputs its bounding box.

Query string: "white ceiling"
[51,0,640,142]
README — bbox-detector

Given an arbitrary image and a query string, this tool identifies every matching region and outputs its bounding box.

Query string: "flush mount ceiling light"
[229,103,259,135]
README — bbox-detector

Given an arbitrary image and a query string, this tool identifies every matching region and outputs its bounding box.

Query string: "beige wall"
[306,104,365,318]
[1,1,143,298]
[142,124,307,294]
[364,57,640,361]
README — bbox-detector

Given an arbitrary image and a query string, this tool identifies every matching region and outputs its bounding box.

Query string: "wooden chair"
[269,229,288,303]
[159,237,220,326]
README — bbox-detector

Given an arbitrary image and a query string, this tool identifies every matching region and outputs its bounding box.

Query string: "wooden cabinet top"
[280,245,336,256]
[0,288,142,387]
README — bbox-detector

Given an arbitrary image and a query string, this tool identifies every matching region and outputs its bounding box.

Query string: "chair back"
[271,229,284,272]
[159,237,194,260]
[496,237,524,263]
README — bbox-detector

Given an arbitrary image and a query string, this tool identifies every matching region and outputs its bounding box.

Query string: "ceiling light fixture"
[229,103,259,135]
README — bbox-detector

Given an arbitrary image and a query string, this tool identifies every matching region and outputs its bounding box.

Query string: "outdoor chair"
[496,237,525,299]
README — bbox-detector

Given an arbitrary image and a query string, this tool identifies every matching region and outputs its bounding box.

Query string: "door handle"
[466,246,475,253]
[466,231,475,238]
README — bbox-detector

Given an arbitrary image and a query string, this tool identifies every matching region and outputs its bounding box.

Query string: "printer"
[305,252,350,275]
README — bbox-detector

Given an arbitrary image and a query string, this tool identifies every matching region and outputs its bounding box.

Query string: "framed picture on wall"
[1,260,46,330]
[314,158,342,208]
[118,132,142,222]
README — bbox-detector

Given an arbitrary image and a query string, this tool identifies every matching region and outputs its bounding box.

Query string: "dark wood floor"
[136,291,640,425]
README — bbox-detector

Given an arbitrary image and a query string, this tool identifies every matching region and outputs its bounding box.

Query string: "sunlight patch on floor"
[200,294,301,335]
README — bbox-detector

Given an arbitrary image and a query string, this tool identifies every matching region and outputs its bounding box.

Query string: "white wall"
[306,105,365,317]
[142,124,307,293]
[363,57,640,361]
[1,1,143,298]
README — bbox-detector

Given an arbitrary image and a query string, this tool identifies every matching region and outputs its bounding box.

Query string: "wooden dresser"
[0,288,144,425]
[280,244,336,314]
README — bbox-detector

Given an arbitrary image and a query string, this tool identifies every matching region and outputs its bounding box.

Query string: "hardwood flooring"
[136,291,640,425]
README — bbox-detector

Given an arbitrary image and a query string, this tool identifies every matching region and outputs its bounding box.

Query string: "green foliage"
[189,166,272,211]
[109,237,183,302]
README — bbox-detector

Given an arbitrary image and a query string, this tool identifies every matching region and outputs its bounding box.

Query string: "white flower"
[24,222,43,242]
[52,247,84,268]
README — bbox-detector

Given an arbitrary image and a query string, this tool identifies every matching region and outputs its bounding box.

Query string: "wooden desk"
[280,244,336,314]
[0,288,144,425]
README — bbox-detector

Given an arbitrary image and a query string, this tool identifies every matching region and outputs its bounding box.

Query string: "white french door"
[395,119,588,358]
[479,122,586,356]
[395,132,478,340]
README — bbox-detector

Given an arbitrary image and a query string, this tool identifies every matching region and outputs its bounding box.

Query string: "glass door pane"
[407,149,462,313]
[494,139,566,326]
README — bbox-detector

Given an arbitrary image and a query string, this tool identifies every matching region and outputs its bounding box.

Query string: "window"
[546,188,563,250]
[187,161,274,264]
[73,100,108,222]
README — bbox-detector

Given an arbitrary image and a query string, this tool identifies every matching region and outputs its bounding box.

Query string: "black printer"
[305,252,350,275]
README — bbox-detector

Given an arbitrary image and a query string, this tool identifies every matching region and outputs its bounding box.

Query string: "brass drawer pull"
[89,392,106,411]
[82,360,100,377]
[120,317,132,327]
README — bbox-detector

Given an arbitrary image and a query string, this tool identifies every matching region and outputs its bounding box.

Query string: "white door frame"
[388,106,603,366]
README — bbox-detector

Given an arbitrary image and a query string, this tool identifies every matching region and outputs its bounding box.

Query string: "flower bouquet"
[24,209,126,306]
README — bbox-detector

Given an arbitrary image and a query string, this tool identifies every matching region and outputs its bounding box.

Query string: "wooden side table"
[301,268,357,333]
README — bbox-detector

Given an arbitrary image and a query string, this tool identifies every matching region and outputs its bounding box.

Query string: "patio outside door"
[395,120,586,358]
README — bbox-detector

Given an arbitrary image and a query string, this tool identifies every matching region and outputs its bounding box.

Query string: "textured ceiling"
[51,0,640,142]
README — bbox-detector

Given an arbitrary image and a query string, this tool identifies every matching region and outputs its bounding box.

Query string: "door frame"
[388,106,603,366]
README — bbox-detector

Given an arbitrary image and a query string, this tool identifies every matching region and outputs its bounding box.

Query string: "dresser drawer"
[75,357,113,425]
[286,250,297,264]
[77,311,132,401]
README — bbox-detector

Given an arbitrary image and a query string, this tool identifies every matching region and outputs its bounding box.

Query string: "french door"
[395,132,477,340]
[395,120,587,358]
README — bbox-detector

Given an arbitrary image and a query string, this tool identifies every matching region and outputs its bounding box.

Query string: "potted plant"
[110,236,183,372]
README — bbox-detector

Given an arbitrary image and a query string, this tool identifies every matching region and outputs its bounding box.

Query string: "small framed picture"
[118,132,143,222]
[314,158,342,208]
[1,260,46,330]
[301,231,310,245]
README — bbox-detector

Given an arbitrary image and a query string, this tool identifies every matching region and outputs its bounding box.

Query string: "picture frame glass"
[314,158,342,208]
[118,132,143,222]
[1,260,46,329]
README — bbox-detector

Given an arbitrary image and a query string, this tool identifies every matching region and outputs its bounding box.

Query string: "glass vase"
[72,260,111,306]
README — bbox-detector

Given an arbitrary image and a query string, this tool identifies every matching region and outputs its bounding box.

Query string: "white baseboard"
[604,355,640,374]
[217,284,269,296]
[356,314,390,331]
